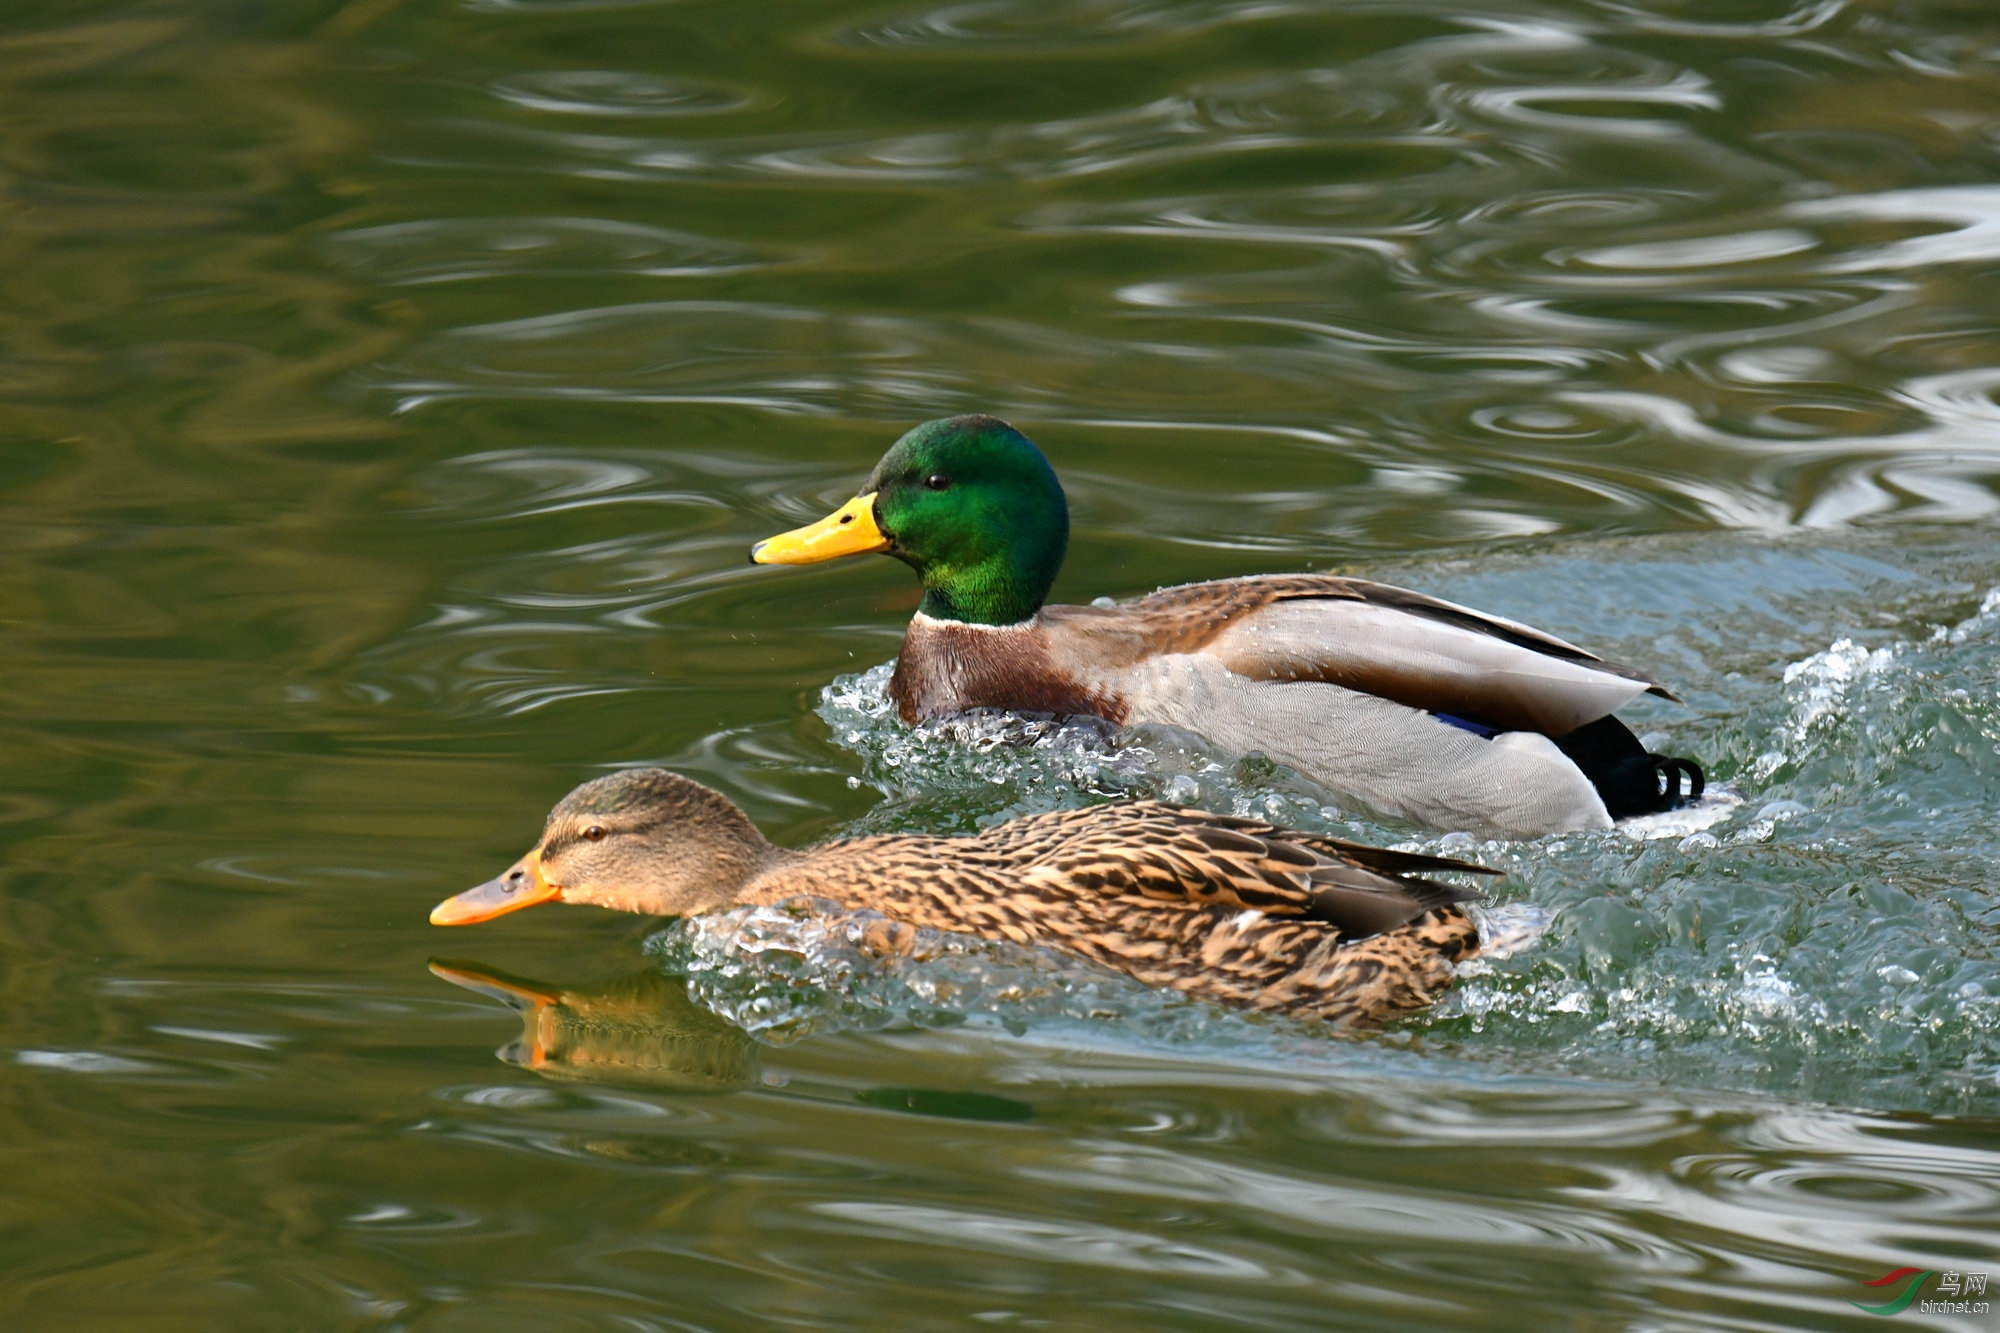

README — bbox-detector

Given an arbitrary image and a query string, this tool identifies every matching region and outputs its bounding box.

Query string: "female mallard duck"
[429,768,1498,1026]
[751,414,1703,839]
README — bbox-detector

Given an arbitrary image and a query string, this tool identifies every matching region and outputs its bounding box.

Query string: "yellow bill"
[430,852,560,926]
[750,492,889,565]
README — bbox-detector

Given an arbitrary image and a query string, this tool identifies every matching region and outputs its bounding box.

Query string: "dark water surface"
[4,0,2000,1327]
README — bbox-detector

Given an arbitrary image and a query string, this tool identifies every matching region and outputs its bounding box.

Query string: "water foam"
[651,571,2000,1114]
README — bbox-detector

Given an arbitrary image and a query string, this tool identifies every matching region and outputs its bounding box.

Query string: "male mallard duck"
[429,768,1499,1026]
[751,414,1704,838]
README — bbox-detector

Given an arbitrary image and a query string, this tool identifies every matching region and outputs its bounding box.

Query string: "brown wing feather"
[1043,575,1671,693]
[1124,575,1667,686]
[1037,575,1674,737]
[1170,809,1493,938]
[981,801,1490,939]
[1267,831,1506,880]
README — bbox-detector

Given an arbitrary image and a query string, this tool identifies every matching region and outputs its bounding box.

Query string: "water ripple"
[819,0,1339,50]
[324,217,767,286]
[1794,185,2000,272]
[12,0,2000,1325]
[489,70,761,118]
[810,1200,1281,1278]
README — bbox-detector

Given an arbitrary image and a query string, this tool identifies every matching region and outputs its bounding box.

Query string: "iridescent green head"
[753,415,1069,626]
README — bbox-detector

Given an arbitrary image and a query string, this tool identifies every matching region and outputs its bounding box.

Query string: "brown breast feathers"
[887,616,1124,724]
[884,584,1289,723]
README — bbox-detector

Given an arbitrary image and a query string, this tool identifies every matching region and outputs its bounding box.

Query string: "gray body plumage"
[889,575,1675,838]
[1122,654,1612,837]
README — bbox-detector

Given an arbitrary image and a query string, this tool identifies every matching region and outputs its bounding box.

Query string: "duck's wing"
[1045,575,1672,738]
[992,801,1493,941]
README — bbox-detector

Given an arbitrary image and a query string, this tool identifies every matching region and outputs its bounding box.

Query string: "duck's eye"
[923,473,951,491]
[583,826,606,842]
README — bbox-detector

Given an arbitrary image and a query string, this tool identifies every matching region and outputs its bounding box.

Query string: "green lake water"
[4,0,2000,1327]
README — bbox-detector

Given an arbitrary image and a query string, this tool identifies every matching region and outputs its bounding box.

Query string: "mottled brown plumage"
[430,768,1499,1027]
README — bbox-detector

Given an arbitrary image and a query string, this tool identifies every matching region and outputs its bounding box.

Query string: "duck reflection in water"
[429,959,758,1093]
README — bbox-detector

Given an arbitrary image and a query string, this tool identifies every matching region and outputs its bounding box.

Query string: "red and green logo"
[1852,1269,1933,1316]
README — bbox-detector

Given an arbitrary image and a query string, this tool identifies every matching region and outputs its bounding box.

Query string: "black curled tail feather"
[1552,715,1705,818]
[1649,754,1704,805]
